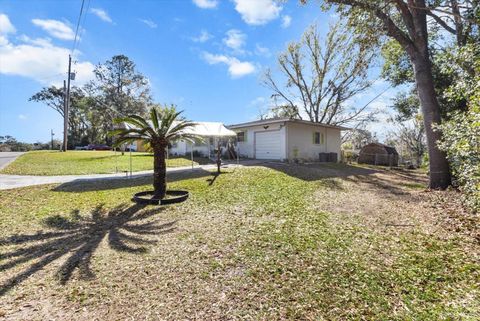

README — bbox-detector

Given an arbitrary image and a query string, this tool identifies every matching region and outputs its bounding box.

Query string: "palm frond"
[113,136,142,148]
[113,116,147,129]
[126,115,152,128]
[150,107,160,132]
[166,121,197,139]
[168,134,204,145]
[109,129,128,137]
[108,127,149,138]
[111,105,200,149]
[113,115,156,137]
[159,108,182,136]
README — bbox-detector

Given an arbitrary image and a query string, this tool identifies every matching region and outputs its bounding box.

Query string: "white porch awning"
[117,121,236,137]
[181,122,236,137]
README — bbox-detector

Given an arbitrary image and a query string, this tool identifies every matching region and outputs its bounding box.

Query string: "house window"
[237,131,246,142]
[313,132,324,145]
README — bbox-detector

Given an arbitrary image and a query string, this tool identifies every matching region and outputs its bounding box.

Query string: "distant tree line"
[30,55,151,149]
[0,135,62,152]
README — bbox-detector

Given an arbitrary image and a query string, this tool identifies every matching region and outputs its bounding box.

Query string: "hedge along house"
[228,118,348,162]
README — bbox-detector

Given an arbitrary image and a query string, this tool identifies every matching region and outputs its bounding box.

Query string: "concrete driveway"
[0,152,25,170]
[0,162,252,190]
[0,158,272,190]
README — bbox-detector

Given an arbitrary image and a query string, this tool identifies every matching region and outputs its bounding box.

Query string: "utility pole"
[63,79,67,151]
[51,129,55,150]
[62,55,72,152]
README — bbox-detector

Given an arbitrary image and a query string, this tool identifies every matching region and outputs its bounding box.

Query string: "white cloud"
[140,19,157,29]
[192,0,218,9]
[90,8,113,23]
[281,15,291,28]
[31,19,75,40]
[0,34,94,85]
[0,14,16,46]
[233,0,282,25]
[18,114,27,120]
[0,36,8,46]
[249,96,270,109]
[192,29,213,43]
[255,43,271,57]
[0,14,16,34]
[17,35,52,47]
[202,52,255,78]
[223,29,246,51]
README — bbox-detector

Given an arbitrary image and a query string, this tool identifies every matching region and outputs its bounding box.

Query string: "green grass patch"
[0,150,210,175]
[0,165,478,319]
[402,182,427,189]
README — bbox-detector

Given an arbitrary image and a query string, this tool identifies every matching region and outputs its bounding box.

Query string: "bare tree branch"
[262,21,377,127]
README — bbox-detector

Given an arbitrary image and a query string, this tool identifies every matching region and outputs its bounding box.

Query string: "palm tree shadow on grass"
[0,204,175,296]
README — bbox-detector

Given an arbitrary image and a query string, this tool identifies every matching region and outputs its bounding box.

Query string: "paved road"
[0,152,25,170]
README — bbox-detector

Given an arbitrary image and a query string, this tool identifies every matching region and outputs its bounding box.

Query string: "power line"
[37,72,65,81]
[77,0,91,55]
[71,0,86,55]
[74,0,91,59]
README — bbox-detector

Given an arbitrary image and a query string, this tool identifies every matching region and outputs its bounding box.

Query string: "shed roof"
[360,143,398,155]
[228,118,350,130]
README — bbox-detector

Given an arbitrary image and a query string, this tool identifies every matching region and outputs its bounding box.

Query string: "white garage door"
[255,131,282,160]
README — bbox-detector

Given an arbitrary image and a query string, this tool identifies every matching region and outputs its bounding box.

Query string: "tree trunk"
[411,55,451,189]
[153,145,167,199]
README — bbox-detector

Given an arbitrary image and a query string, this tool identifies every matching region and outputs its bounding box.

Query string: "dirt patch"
[308,164,479,246]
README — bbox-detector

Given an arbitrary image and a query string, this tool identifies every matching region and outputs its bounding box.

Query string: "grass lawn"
[0,163,479,319]
[0,150,211,175]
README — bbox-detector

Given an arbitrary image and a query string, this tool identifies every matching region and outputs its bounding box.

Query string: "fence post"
[374,153,378,166]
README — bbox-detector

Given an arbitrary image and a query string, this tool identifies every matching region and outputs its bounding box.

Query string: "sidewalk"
[0,152,25,170]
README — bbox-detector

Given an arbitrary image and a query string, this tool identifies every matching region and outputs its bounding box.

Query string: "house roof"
[228,118,350,130]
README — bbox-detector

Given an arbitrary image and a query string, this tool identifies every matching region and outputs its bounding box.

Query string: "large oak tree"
[301,0,477,188]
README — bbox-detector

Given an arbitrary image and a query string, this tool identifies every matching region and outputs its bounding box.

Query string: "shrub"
[437,97,480,212]
[342,150,358,163]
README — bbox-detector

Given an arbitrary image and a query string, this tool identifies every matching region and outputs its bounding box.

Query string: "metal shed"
[358,143,399,166]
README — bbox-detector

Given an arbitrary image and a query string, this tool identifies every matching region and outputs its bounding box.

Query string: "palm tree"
[110,105,197,199]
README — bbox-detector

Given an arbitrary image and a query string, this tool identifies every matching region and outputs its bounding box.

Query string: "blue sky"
[0,0,395,143]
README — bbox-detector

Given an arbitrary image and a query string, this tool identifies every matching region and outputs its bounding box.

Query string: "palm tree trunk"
[153,145,167,199]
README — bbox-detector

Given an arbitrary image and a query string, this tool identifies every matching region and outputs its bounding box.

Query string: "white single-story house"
[228,118,348,162]
[168,122,237,158]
